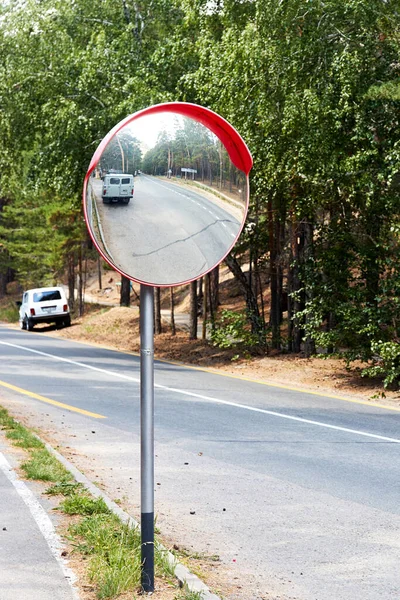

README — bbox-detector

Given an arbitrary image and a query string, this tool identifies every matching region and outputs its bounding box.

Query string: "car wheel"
[64,316,71,327]
[20,318,26,330]
[26,318,34,331]
[122,198,130,204]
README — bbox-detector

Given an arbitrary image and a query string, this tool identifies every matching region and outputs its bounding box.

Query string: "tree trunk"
[68,253,75,311]
[198,277,203,308]
[154,287,162,334]
[120,276,131,307]
[287,259,294,352]
[289,217,315,355]
[169,287,176,336]
[268,201,285,350]
[202,274,208,340]
[209,265,219,320]
[256,266,265,328]
[290,218,305,353]
[78,246,84,317]
[303,221,315,357]
[189,281,198,339]
[224,253,265,344]
[218,141,223,189]
[0,271,7,298]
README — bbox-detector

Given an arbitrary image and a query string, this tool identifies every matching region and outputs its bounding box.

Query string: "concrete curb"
[44,441,221,600]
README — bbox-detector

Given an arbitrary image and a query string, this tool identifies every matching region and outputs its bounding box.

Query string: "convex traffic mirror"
[82,102,253,593]
[83,103,252,287]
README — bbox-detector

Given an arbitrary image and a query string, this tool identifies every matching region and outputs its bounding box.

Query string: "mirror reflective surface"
[85,111,249,286]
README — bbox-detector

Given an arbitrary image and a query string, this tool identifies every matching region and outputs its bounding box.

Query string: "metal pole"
[140,284,154,592]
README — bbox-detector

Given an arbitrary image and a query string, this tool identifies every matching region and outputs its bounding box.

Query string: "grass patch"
[155,541,177,580]
[175,587,205,600]
[46,481,84,496]
[0,407,22,429]
[67,508,178,597]
[21,448,73,482]
[0,407,45,449]
[69,512,142,598]
[6,424,44,449]
[61,493,111,516]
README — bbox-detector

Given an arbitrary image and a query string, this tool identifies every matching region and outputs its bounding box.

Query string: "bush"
[361,341,400,388]
[0,301,19,323]
[210,309,259,349]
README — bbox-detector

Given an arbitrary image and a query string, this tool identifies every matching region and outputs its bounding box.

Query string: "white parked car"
[18,286,71,331]
[102,173,134,204]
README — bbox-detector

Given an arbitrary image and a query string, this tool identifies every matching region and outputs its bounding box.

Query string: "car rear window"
[33,290,62,302]
[110,177,120,184]
[121,178,131,184]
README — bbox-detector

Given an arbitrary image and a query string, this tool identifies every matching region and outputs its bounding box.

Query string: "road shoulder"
[0,434,78,600]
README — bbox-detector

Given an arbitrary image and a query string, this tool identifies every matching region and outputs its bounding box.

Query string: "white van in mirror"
[18,286,71,331]
[102,174,134,204]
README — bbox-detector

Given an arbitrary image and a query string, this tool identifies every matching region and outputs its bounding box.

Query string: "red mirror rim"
[87,102,253,176]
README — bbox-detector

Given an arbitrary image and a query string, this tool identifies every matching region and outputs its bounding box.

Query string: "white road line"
[1,341,400,444]
[0,341,140,383]
[147,178,193,203]
[0,451,79,598]
[148,179,224,222]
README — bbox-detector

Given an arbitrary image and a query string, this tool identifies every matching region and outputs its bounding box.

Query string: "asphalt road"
[90,176,241,285]
[0,324,400,599]
[0,438,77,600]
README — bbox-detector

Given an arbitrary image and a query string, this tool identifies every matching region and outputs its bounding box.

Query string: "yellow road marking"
[0,379,106,419]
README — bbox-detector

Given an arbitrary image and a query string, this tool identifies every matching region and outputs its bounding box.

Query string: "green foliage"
[180,0,400,364]
[0,0,189,288]
[210,309,259,349]
[362,341,400,389]
[1,0,400,382]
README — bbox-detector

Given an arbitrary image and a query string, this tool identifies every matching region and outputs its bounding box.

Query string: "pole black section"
[141,511,155,590]
[140,285,155,592]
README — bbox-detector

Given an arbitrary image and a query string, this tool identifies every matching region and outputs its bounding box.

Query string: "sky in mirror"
[85,113,248,286]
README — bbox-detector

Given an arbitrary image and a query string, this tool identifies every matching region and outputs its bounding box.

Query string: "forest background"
[1,0,400,388]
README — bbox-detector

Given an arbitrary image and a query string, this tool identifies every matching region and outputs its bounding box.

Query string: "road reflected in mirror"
[85,112,248,286]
